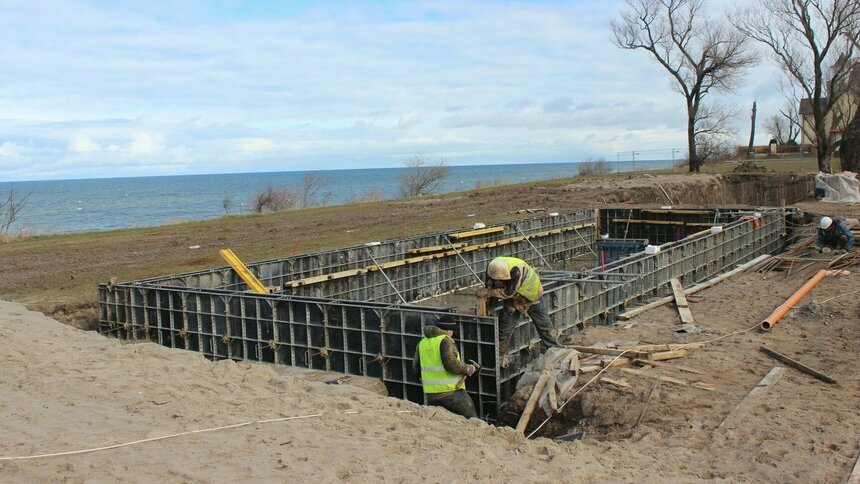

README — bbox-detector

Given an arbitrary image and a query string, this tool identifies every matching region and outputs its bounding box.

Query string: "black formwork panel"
[600,208,754,244]
[99,286,503,420]
[129,210,597,300]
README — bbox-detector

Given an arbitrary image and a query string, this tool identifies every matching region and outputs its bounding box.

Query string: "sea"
[1,160,674,235]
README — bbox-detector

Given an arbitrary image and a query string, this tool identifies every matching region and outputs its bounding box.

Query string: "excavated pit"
[98,178,809,425]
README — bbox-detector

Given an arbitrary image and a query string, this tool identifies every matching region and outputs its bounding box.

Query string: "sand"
[1,265,858,482]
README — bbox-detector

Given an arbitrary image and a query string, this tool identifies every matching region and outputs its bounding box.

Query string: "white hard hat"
[487,259,511,280]
[820,216,833,229]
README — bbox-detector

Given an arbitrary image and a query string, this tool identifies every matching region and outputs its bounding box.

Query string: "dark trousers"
[497,299,560,352]
[426,389,477,419]
[823,234,850,249]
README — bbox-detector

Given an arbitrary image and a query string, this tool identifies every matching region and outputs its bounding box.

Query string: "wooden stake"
[548,379,559,414]
[651,349,689,361]
[633,359,703,374]
[569,352,580,374]
[634,379,659,428]
[515,367,552,433]
[759,346,837,384]
[670,278,695,324]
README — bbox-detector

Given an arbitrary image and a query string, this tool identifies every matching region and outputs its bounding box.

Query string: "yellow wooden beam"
[448,225,507,239]
[406,242,468,255]
[610,218,714,227]
[642,209,713,215]
[283,222,596,289]
[220,249,269,294]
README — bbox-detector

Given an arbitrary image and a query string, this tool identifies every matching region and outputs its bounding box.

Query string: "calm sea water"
[2,160,674,234]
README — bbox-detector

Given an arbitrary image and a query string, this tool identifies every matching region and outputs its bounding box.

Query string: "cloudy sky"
[0,0,783,181]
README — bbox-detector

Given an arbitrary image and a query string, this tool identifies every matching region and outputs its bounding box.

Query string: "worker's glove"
[816,246,823,253]
[821,247,832,254]
[475,287,490,298]
[464,364,476,377]
[834,249,847,254]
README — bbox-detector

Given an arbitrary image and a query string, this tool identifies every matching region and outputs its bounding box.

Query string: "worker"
[816,216,853,253]
[412,315,478,419]
[484,256,560,354]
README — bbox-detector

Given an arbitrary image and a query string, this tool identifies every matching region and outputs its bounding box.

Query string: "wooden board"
[717,367,785,430]
[600,377,631,389]
[759,346,837,384]
[670,278,695,324]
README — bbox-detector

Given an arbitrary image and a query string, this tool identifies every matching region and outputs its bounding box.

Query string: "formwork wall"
[99,208,787,421]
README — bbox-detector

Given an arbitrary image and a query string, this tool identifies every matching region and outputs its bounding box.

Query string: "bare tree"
[732,0,859,173]
[0,186,33,236]
[766,113,790,144]
[222,196,234,215]
[250,185,296,213]
[296,173,332,208]
[577,157,614,176]
[396,156,450,198]
[611,0,758,172]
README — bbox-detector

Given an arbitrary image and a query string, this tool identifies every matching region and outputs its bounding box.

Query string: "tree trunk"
[817,142,832,173]
[747,101,756,159]
[842,126,860,173]
[687,106,699,173]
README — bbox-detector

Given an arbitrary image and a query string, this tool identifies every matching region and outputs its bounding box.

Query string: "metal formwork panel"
[99,285,503,419]
[98,207,789,421]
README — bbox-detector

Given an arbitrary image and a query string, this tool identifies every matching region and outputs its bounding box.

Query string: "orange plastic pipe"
[760,270,845,331]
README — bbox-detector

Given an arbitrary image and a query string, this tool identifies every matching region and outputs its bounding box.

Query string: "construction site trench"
[93,173,842,444]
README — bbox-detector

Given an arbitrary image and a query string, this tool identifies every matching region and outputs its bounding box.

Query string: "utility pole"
[747,101,756,159]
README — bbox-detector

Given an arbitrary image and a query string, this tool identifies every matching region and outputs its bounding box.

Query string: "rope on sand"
[0,410,413,461]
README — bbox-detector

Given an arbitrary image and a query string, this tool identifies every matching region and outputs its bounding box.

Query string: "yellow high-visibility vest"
[495,256,542,302]
[418,334,464,394]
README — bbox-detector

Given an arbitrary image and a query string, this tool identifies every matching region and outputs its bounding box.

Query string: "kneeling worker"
[485,256,560,353]
[817,216,853,253]
[412,316,478,419]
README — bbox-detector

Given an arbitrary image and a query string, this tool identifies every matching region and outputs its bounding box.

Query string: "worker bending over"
[816,216,853,253]
[485,256,560,354]
[412,316,478,419]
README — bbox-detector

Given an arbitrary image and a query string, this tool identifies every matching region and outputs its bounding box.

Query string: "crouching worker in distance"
[412,315,478,419]
[816,216,853,254]
[484,256,560,355]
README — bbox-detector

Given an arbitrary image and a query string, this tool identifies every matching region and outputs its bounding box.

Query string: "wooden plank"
[579,365,601,373]
[569,345,650,359]
[620,368,687,386]
[759,346,837,384]
[633,359,703,374]
[642,209,713,215]
[617,343,705,351]
[671,278,696,324]
[515,367,552,433]
[448,225,507,239]
[548,379,559,414]
[601,357,634,368]
[406,242,467,255]
[691,381,716,391]
[717,367,785,429]
[600,377,631,389]
[848,448,860,484]
[651,349,689,361]
[569,352,580,373]
[609,218,715,227]
[616,254,771,320]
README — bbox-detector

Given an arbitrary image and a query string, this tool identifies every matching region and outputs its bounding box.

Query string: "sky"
[0,0,786,182]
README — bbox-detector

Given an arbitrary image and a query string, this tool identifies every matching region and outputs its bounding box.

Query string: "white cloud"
[68,133,101,152]
[234,137,277,153]
[128,133,162,154]
[0,141,22,157]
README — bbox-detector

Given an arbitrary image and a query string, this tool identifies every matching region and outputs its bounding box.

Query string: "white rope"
[0,409,413,461]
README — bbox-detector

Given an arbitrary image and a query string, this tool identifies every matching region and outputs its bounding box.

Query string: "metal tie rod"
[562,213,598,258]
[364,248,408,305]
[443,235,485,286]
[511,223,553,270]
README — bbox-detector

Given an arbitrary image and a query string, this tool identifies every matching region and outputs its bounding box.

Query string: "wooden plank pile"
[750,226,859,281]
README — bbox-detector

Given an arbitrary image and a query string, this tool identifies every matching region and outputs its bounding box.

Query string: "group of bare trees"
[248,173,333,213]
[242,156,451,214]
[612,0,859,173]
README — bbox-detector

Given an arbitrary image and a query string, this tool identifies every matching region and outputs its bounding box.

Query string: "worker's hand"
[834,249,847,254]
[816,246,823,253]
[475,287,490,298]
[464,364,476,377]
[821,247,832,254]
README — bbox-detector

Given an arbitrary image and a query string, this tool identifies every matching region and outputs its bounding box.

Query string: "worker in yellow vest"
[485,256,560,354]
[411,316,478,418]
